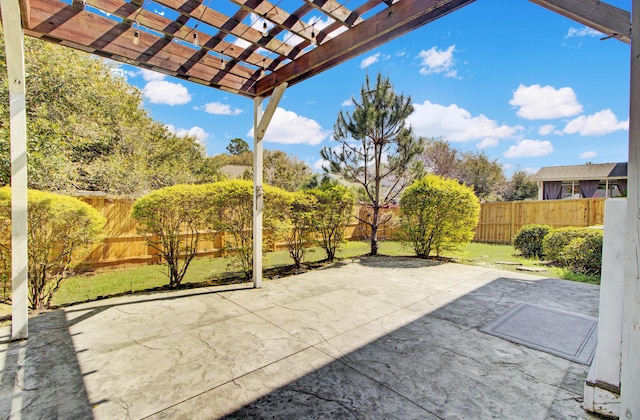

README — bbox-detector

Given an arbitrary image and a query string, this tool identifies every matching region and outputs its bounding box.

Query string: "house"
[531,162,627,200]
[220,165,251,179]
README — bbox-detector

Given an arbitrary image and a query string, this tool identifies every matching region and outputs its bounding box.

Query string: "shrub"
[207,180,291,278]
[400,175,480,258]
[543,227,603,276]
[306,184,355,262]
[542,227,584,263]
[132,184,209,288]
[561,231,603,276]
[513,224,552,259]
[283,191,317,268]
[0,188,105,309]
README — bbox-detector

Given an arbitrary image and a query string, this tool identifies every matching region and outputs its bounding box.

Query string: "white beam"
[2,0,29,340]
[621,0,640,414]
[252,82,287,289]
[253,96,264,289]
[256,83,288,139]
[530,0,630,44]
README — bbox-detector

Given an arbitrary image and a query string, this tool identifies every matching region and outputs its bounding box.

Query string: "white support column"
[253,96,264,288]
[251,82,288,289]
[622,0,640,415]
[584,198,625,417]
[537,181,543,201]
[1,0,29,340]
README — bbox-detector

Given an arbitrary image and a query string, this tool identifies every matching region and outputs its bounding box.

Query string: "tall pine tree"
[321,74,423,255]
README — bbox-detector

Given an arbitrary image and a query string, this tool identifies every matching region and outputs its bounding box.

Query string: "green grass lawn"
[0,240,599,315]
[51,241,377,307]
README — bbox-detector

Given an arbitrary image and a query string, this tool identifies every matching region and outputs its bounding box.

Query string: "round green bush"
[542,227,584,263]
[400,174,480,258]
[562,231,603,276]
[0,187,105,309]
[513,224,552,259]
[543,227,603,276]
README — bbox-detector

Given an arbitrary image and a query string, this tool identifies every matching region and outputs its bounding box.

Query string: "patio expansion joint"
[217,293,303,339]
[284,386,361,418]
[139,343,321,419]
[497,361,584,399]
[312,346,447,420]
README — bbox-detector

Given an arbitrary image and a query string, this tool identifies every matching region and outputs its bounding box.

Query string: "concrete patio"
[0,256,599,419]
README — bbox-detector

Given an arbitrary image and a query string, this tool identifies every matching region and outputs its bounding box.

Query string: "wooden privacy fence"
[474,198,606,244]
[75,194,361,270]
[74,194,609,270]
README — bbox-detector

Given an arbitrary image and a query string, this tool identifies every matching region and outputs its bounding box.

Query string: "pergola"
[1,0,638,415]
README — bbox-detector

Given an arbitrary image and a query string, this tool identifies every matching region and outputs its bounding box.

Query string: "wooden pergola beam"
[18,0,30,28]
[256,0,476,97]
[304,0,363,27]
[530,0,630,44]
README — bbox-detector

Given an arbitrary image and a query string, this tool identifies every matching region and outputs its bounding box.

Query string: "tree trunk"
[370,206,379,255]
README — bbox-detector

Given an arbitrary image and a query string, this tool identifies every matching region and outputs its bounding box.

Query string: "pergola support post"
[253,96,264,288]
[621,0,640,414]
[252,83,287,288]
[1,0,29,340]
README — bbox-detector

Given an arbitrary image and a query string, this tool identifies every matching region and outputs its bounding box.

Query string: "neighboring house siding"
[532,162,627,200]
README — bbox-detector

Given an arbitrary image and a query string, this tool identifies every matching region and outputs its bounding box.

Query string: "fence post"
[510,201,516,243]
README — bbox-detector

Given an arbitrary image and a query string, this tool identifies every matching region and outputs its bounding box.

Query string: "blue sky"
[121,0,632,176]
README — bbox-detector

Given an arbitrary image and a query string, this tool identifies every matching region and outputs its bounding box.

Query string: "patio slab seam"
[139,344,321,419]
[311,345,446,419]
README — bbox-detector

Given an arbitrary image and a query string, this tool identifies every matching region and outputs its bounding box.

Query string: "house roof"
[531,162,628,182]
[220,165,250,178]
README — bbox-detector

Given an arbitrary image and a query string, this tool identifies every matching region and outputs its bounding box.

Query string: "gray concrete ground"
[0,257,600,419]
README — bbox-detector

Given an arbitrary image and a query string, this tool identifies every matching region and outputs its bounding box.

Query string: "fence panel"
[474,198,606,244]
[475,201,513,244]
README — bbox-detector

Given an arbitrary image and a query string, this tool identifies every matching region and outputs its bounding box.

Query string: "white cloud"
[476,138,499,149]
[579,150,597,159]
[417,45,457,78]
[538,124,556,136]
[360,53,381,69]
[510,84,583,120]
[524,167,538,174]
[247,107,329,145]
[566,26,601,38]
[141,68,166,81]
[313,158,328,170]
[407,100,522,146]
[166,124,209,148]
[143,80,191,105]
[563,109,629,136]
[342,99,353,107]
[504,139,554,158]
[203,101,243,116]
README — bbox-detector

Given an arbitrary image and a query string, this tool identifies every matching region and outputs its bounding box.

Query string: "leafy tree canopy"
[213,148,313,192]
[226,138,250,155]
[0,29,219,196]
[503,170,538,201]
